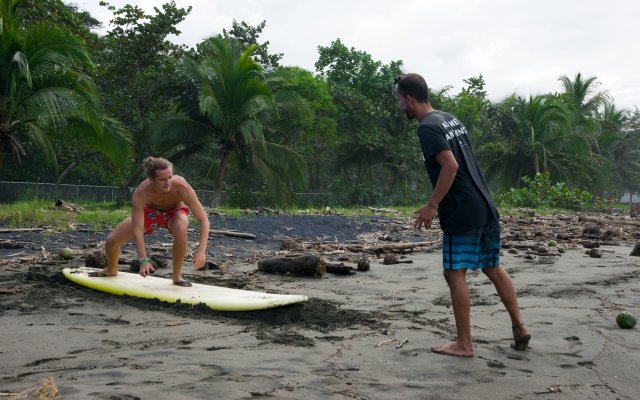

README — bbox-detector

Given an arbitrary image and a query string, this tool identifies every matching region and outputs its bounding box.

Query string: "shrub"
[495,172,596,210]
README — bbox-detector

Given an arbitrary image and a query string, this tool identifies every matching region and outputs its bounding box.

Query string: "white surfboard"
[63,267,308,311]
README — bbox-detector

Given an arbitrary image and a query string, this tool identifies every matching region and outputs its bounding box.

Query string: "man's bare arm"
[131,192,155,277]
[182,183,210,269]
[414,150,458,230]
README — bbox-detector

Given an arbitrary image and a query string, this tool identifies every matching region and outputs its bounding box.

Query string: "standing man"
[394,73,530,357]
[90,157,210,287]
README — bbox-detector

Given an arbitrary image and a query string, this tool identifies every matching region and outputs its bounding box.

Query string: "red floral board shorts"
[144,204,190,234]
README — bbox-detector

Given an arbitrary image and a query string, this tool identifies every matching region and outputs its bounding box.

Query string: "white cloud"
[77,0,639,109]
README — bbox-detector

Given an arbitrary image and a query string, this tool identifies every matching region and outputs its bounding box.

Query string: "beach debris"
[1,376,60,399]
[368,206,400,215]
[616,311,637,329]
[85,251,107,269]
[58,247,74,260]
[258,254,326,277]
[357,257,370,271]
[631,243,640,257]
[53,199,84,212]
[586,248,602,258]
[0,239,28,249]
[375,330,409,349]
[383,253,413,265]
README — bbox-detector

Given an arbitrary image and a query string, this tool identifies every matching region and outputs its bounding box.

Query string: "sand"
[1,214,639,399]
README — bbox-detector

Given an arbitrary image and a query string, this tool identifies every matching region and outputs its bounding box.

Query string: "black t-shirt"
[417,111,499,234]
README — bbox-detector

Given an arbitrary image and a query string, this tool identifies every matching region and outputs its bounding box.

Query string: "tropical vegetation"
[1,0,639,210]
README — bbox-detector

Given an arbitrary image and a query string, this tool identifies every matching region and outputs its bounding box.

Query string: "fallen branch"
[0,228,44,233]
[210,229,256,240]
[578,215,640,227]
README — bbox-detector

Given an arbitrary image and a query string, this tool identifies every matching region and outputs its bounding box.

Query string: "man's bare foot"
[88,269,117,277]
[431,342,474,357]
[512,323,531,350]
[173,279,192,287]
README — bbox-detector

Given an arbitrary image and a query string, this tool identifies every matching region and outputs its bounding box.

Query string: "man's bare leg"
[89,218,134,277]
[482,266,531,349]
[432,269,474,357]
[168,213,191,286]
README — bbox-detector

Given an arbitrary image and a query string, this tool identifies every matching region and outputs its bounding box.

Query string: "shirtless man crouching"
[90,157,210,286]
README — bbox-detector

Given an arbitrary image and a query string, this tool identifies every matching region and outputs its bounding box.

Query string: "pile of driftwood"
[0,208,638,277]
[256,210,640,276]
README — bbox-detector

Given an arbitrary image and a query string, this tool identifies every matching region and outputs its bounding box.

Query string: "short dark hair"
[395,73,429,103]
[142,156,173,178]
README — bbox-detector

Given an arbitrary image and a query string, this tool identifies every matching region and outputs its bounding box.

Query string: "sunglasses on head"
[395,74,407,90]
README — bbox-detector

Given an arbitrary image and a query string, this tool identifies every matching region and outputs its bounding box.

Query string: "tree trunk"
[212,149,230,208]
[116,165,142,207]
[51,152,99,200]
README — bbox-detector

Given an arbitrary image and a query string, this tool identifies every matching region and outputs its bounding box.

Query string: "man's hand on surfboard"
[139,261,155,277]
[193,250,206,270]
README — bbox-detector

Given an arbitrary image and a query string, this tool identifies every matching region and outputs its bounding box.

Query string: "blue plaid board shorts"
[442,220,501,270]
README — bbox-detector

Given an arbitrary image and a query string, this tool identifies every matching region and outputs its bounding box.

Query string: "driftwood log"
[325,262,355,275]
[258,254,325,277]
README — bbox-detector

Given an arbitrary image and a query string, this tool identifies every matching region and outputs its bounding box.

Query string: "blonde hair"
[142,157,172,178]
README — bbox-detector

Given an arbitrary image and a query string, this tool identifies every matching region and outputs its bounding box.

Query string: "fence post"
[36,177,40,201]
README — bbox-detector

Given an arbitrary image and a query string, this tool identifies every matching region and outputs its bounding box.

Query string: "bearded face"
[395,89,415,120]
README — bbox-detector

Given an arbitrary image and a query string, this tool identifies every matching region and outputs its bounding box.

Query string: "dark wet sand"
[1,215,638,399]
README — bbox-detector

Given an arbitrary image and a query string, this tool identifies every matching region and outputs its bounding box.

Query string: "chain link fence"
[0,180,333,207]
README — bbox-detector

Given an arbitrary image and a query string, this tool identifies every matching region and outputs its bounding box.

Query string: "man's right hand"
[139,261,156,277]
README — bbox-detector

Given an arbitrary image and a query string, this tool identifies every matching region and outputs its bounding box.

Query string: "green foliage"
[220,20,283,69]
[93,0,191,196]
[154,37,309,207]
[495,172,596,210]
[0,0,131,171]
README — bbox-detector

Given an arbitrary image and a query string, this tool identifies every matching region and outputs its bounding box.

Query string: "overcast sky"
[77,0,639,110]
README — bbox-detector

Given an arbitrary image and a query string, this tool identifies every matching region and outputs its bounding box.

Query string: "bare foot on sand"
[88,269,117,277]
[512,323,531,351]
[431,342,474,357]
[173,280,192,287]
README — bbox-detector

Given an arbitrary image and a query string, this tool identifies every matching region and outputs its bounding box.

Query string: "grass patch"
[0,200,129,231]
[4,200,624,231]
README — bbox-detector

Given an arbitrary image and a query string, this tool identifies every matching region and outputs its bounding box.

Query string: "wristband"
[139,258,151,265]
[427,202,438,210]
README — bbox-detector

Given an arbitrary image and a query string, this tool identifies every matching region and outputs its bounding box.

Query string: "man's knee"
[482,265,501,278]
[105,233,118,249]
[169,216,189,238]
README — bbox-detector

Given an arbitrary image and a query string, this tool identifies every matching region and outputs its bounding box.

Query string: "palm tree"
[482,94,589,189]
[154,37,308,207]
[0,0,131,168]
[559,73,609,135]
[558,73,612,189]
[592,102,640,195]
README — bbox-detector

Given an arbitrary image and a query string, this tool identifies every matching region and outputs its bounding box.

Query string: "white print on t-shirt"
[442,118,468,141]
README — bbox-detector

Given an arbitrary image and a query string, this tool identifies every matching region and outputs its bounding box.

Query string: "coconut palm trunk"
[212,149,231,207]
